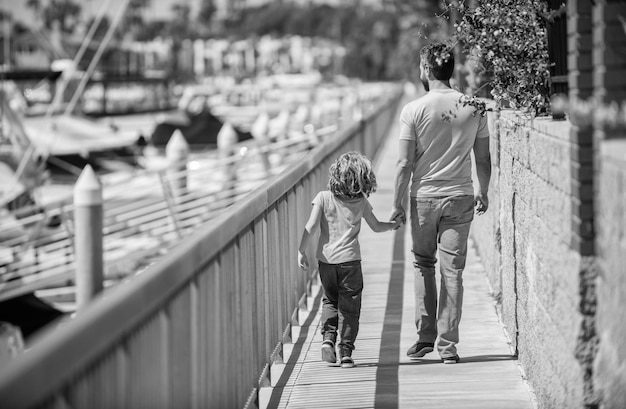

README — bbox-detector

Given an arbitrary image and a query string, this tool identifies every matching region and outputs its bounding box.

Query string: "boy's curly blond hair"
[328,151,377,199]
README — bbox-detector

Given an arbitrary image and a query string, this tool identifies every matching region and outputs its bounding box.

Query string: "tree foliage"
[376,0,445,86]
[123,0,151,39]
[35,0,82,33]
[197,0,217,27]
[134,20,168,42]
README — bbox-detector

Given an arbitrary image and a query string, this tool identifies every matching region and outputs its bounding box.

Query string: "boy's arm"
[364,207,400,233]
[298,203,322,268]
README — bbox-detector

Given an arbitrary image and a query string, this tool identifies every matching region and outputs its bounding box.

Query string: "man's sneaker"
[406,342,434,358]
[321,340,336,363]
[442,355,460,364]
[339,346,355,368]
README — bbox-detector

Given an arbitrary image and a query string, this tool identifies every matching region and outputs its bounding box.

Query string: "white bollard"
[269,109,291,166]
[0,322,24,366]
[292,104,309,132]
[341,93,357,127]
[166,130,190,200]
[270,109,290,141]
[251,112,271,175]
[217,121,238,189]
[74,165,103,310]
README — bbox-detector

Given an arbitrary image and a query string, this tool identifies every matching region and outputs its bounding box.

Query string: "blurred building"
[212,0,385,19]
[1,0,385,27]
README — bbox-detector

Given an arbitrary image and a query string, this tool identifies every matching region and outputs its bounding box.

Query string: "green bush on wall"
[450,0,552,116]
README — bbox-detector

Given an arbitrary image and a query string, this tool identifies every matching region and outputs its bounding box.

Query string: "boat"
[149,84,254,149]
[1,83,143,179]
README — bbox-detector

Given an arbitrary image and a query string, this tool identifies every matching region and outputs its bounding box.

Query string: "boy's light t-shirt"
[399,88,490,198]
[312,190,372,264]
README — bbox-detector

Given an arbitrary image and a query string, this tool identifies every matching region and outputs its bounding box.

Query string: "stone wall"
[471,111,589,408]
[469,1,626,408]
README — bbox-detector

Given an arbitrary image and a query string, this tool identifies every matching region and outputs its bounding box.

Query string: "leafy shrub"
[450,0,552,115]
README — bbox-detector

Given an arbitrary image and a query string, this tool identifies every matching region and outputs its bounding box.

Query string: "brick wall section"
[568,2,601,407]
[471,113,587,408]
[592,1,626,106]
[568,0,593,101]
[568,0,596,260]
[592,3,626,407]
[594,139,626,408]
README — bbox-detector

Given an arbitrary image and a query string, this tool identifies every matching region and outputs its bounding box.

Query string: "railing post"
[74,164,103,310]
[271,109,290,140]
[340,93,354,128]
[309,104,321,130]
[304,124,319,148]
[359,117,369,158]
[166,130,189,200]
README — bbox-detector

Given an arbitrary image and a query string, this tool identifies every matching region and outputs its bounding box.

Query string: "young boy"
[298,151,400,368]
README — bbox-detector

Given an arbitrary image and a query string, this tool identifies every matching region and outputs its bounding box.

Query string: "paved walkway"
[264,112,537,409]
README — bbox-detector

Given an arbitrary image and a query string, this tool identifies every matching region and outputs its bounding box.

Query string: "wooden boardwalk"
[264,120,537,409]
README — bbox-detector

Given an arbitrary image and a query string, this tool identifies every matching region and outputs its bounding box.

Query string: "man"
[390,43,491,364]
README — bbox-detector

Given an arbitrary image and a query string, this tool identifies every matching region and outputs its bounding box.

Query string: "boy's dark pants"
[318,260,363,351]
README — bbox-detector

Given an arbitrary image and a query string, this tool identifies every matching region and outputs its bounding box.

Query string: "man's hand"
[390,206,406,225]
[298,251,309,269]
[475,192,489,215]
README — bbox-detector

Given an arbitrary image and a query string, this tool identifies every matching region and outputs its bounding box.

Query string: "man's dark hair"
[420,43,455,81]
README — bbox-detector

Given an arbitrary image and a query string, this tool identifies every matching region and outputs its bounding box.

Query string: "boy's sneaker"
[339,346,355,368]
[406,341,434,358]
[321,340,336,363]
[442,355,460,364]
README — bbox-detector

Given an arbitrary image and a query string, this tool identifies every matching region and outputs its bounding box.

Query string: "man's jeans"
[410,195,474,358]
[318,260,363,351]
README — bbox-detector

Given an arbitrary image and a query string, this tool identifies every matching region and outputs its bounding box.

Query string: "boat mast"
[63,0,133,117]
[44,0,114,120]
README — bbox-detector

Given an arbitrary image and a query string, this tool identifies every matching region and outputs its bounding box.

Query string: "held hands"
[390,219,402,230]
[390,206,406,226]
[298,251,309,269]
[475,192,489,215]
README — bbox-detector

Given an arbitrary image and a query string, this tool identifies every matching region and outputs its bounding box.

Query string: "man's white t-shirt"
[399,88,490,198]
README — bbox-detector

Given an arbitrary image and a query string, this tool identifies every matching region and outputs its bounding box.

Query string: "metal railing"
[0,84,403,408]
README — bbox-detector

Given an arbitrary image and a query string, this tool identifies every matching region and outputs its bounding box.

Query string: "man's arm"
[473,136,491,215]
[390,138,416,223]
